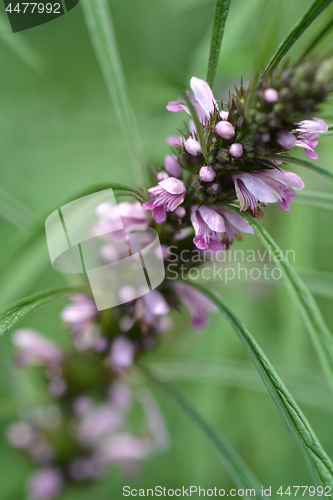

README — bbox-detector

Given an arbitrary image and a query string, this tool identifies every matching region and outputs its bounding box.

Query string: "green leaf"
[233,209,333,393]
[82,0,146,188]
[206,0,232,89]
[191,285,333,486]
[263,0,333,73]
[141,365,263,493]
[295,190,333,211]
[0,286,89,337]
[265,154,333,182]
[148,360,333,414]
[296,16,333,61]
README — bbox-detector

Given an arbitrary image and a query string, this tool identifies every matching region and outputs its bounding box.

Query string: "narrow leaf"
[141,365,263,493]
[192,285,333,486]
[82,0,146,187]
[296,16,333,61]
[233,209,333,393]
[0,286,89,336]
[265,155,333,182]
[263,0,333,73]
[295,190,333,211]
[206,0,232,89]
[148,360,333,414]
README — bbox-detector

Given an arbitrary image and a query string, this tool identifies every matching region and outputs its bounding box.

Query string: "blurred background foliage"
[0,0,333,497]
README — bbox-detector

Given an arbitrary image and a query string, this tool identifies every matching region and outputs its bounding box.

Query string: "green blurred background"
[0,0,333,497]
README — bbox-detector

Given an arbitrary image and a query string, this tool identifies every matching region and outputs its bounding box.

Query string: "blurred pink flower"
[173,282,217,328]
[27,467,63,500]
[13,329,62,367]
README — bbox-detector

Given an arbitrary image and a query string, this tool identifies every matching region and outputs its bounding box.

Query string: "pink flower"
[295,118,328,134]
[199,166,216,182]
[191,205,225,251]
[166,77,216,124]
[135,290,170,330]
[215,207,254,247]
[229,143,243,158]
[163,154,182,178]
[167,136,184,147]
[61,295,97,331]
[97,433,151,465]
[294,118,328,160]
[142,177,186,223]
[216,121,235,140]
[184,138,201,156]
[233,169,304,212]
[61,295,101,351]
[263,88,279,103]
[27,467,63,500]
[173,282,217,328]
[13,329,62,367]
[109,336,135,371]
[276,131,297,149]
[96,201,150,233]
[77,403,123,443]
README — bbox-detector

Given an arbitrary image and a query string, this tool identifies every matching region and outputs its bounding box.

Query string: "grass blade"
[295,190,333,210]
[265,154,333,182]
[263,0,333,74]
[296,16,333,61]
[206,0,232,89]
[233,209,333,393]
[148,360,333,414]
[141,365,263,493]
[0,286,88,337]
[81,0,146,188]
[191,285,333,486]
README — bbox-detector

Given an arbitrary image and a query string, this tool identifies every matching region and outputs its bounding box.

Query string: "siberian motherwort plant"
[3,0,333,496]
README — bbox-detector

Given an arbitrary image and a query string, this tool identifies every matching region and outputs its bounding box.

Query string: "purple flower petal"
[190,77,216,122]
[158,177,186,195]
[198,205,225,232]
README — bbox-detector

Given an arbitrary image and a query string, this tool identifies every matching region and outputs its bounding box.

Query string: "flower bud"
[174,207,186,218]
[184,138,202,156]
[219,110,229,120]
[263,88,279,103]
[199,166,216,182]
[230,143,243,158]
[216,121,235,140]
[163,154,182,178]
[276,131,296,149]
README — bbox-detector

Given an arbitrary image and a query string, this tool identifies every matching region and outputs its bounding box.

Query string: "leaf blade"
[263,0,333,74]
[141,365,263,493]
[0,286,89,337]
[233,209,333,393]
[191,285,333,486]
[206,0,232,89]
[81,0,146,187]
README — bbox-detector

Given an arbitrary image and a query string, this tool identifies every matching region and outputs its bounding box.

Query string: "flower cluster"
[7,203,218,500]
[7,57,333,499]
[8,324,169,499]
[143,58,332,251]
